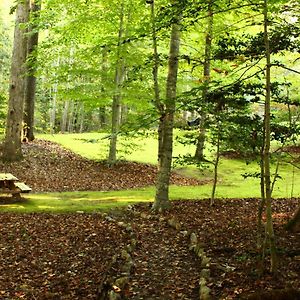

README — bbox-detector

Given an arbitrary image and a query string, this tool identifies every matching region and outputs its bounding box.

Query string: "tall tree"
[262,0,278,273]
[3,0,29,161]
[23,0,41,141]
[194,0,214,161]
[148,0,165,164]
[108,0,126,165]
[153,1,181,211]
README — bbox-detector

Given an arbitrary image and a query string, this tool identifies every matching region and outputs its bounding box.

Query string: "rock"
[120,259,134,274]
[159,216,166,222]
[201,256,211,268]
[108,290,121,300]
[195,244,205,258]
[167,217,181,230]
[127,205,134,211]
[200,268,210,279]
[189,232,198,250]
[199,285,211,300]
[130,238,137,250]
[140,212,148,219]
[125,225,132,232]
[105,216,114,222]
[115,277,129,289]
[121,250,130,260]
[117,221,126,228]
[180,230,189,237]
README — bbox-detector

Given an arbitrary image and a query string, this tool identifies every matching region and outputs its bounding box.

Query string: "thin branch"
[272,63,300,75]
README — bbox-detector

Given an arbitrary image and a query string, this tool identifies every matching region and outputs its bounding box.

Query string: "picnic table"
[0,173,31,199]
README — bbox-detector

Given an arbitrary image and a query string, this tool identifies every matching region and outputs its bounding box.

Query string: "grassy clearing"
[39,132,300,200]
[1,132,298,213]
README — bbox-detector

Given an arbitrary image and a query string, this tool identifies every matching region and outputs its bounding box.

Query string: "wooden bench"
[0,173,31,199]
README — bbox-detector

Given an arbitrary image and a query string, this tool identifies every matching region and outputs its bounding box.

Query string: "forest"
[0,0,300,299]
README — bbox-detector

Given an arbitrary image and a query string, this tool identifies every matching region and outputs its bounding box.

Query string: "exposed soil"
[0,140,299,299]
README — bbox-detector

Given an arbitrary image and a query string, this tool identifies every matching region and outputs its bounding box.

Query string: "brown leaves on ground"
[0,213,128,299]
[0,140,203,192]
[0,140,299,299]
[0,199,299,299]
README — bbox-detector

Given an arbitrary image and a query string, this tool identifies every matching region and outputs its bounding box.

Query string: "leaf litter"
[0,140,299,299]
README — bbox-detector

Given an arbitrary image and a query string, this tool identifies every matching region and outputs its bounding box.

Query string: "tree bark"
[286,206,300,232]
[211,119,220,206]
[148,0,165,165]
[108,0,125,165]
[194,0,213,161]
[50,84,57,134]
[79,102,85,133]
[23,0,41,141]
[61,100,69,133]
[153,9,181,212]
[262,0,278,273]
[3,1,29,161]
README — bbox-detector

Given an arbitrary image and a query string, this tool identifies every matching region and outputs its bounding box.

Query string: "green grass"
[0,131,298,213]
[38,131,195,164]
[38,131,300,199]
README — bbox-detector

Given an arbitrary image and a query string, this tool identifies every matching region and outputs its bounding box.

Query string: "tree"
[194,0,214,161]
[148,0,165,163]
[108,0,126,165]
[286,206,300,232]
[153,0,181,212]
[3,0,29,161]
[23,0,41,141]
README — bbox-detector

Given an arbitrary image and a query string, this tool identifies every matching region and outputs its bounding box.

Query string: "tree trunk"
[108,0,125,165]
[211,119,220,206]
[194,0,213,161]
[79,102,85,133]
[262,0,278,273]
[50,84,57,134]
[286,206,300,232]
[68,100,75,132]
[61,100,69,133]
[3,1,29,161]
[153,10,181,212]
[148,0,165,164]
[99,107,106,128]
[23,0,41,142]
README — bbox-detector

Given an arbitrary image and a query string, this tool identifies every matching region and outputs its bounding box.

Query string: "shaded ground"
[0,199,299,299]
[0,140,203,192]
[0,140,299,299]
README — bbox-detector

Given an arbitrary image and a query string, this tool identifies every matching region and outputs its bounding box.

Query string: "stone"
[201,256,211,268]
[200,268,210,279]
[159,216,166,223]
[199,285,211,300]
[105,216,114,222]
[117,222,126,228]
[189,232,198,250]
[140,212,148,219]
[121,250,130,260]
[167,217,181,230]
[108,290,121,300]
[180,230,189,237]
[115,277,129,289]
[125,225,132,232]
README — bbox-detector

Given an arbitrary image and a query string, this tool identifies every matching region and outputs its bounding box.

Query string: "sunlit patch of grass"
[0,130,297,215]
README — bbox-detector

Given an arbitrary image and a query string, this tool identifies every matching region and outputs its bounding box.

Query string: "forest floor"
[0,139,203,192]
[0,140,299,299]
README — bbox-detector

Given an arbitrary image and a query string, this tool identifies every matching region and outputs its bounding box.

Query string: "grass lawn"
[1,131,298,213]
[39,131,300,198]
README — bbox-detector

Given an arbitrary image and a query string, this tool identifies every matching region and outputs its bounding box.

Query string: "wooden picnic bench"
[0,173,31,199]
